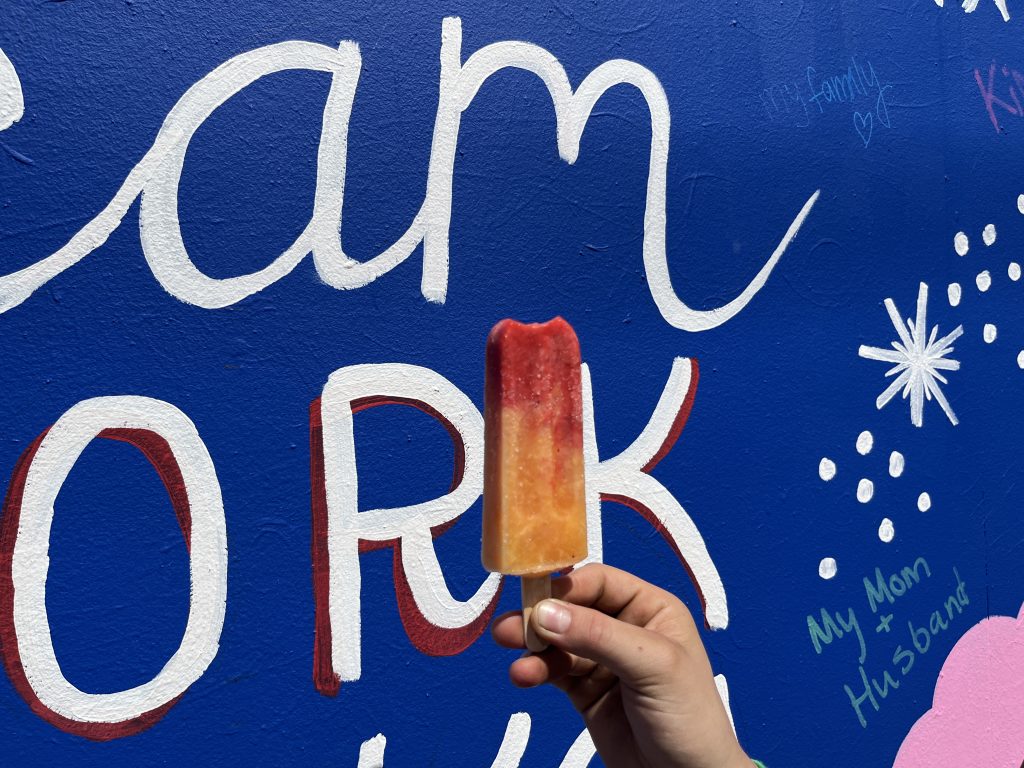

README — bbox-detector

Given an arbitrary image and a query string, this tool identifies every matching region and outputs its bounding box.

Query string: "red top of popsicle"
[485,317,582,412]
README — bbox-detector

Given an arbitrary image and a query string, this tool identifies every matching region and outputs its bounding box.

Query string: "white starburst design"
[858,282,963,427]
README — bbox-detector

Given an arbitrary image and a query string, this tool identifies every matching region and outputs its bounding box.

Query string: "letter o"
[889,574,907,597]
[0,396,227,740]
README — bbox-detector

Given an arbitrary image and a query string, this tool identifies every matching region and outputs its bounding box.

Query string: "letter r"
[311,364,501,696]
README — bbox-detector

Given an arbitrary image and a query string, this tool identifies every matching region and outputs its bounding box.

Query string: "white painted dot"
[857,478,874,503]
[818,557,838,580]
[1019,194,1024,214]
[1010,262,1022,281]
[984,323,998,343]
[954,231,970,256]
[889,451,905,478]
[948,282,962,307]
[918,492,932,512]
[856,430,874,456]
[977,270,992,292]
[1018,350,1024,369]
[879,518,895,543]
[983,223,997,246]
[818,457,837,482]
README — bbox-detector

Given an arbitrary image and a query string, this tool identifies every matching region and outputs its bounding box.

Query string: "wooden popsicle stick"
[521,574,551,652]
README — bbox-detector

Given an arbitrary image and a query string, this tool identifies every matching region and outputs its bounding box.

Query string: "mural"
[0,1,1021,765]
[894,602,1024,767]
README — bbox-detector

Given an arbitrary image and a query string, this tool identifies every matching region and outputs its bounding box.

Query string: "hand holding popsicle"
[481,317,751,767]
[492,564,754,768]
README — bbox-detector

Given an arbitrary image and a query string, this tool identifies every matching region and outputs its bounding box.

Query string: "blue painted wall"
[0,1,1021,764]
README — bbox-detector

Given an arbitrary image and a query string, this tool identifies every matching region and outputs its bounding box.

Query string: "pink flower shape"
[894,603,1024,768]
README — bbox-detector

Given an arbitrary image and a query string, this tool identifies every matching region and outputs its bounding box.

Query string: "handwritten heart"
[853,110,873,147]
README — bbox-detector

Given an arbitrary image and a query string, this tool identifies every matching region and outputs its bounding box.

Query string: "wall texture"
[0,1,1021,765]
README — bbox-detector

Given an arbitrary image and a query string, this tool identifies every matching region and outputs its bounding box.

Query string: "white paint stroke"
[977,270,992,292]
[358,734,387,768]
[318,358,727,683]
[818,457,836,482]
[588,357,728,628]
[490,685,733,768]
[559,729,597,768]
[855,430,873,455]
[1009,262,1021,281]
[0,19,818,332]
[962,0,1010,22]
[422,19,819,330]
[0,48,24,131]
[984,323,998,343]
[0,41,351,314]
[889,450,904,478]
[357,721,601,768]
[490,713,531,768]
[319,364,497,682]
[948,282,961,307]
[879,517,895,543]
[918,492,932,512]
[859,283,962,427]
[579,365,603,567]
[11,396,227,723]
[714,674,736,735]
[140,42,362,308]
[983,223,997,246]
[819,557,838,580]
[857,478,874,503]
[954,231,969,256]
[1018,350,1024,369]
[1018,194,1024,214]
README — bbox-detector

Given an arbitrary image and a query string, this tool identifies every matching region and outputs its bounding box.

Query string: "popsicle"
[482,317,588,651]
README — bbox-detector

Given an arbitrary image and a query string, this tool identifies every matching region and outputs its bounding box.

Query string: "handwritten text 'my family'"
[761,58,893,147]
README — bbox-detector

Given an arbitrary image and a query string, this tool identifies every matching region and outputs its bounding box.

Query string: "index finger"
[553,563,687,626]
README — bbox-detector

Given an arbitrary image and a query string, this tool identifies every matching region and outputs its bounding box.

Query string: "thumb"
[531,598,682,687]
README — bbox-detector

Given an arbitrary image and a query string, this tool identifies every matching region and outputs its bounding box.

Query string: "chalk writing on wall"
[975,62,1024,132]
[807,558,969,729]
[761,58,893,147]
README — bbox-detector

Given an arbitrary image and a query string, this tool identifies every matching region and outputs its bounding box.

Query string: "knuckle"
[664,642,688,670]
[580,613,611,650]
[673,599,699,631]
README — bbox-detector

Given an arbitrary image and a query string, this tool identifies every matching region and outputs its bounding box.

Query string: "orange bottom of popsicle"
[482,407,587,575]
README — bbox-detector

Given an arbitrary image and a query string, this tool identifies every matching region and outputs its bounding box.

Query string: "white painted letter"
[0,396,227,739]
[0,41,361,313]
[311,364,501,694]
[583,357,728,628]
[422,18,819,330]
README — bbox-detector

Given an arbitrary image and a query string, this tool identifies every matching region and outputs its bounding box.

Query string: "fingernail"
[535,600,571,634]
